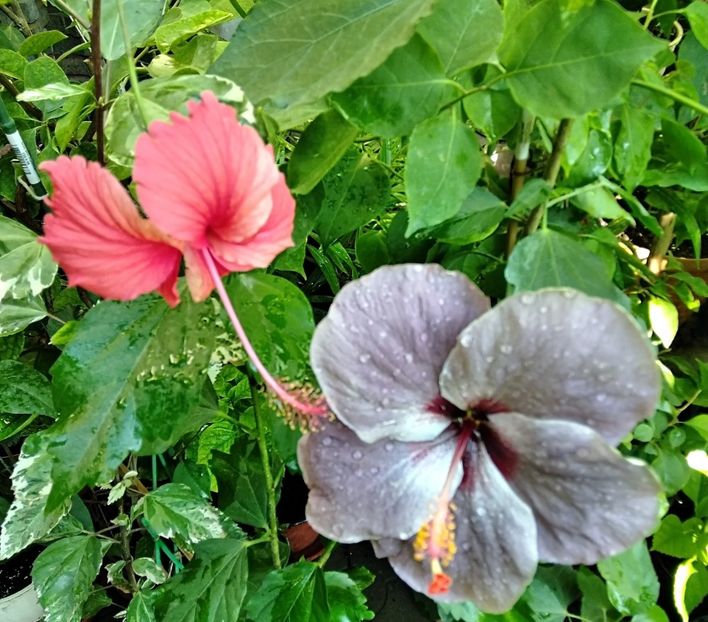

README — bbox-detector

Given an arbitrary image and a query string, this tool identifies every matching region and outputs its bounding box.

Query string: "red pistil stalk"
[202,248,330,422]
[414,421,475,595]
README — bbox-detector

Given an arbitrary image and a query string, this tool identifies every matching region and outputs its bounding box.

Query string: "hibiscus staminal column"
[201,248,330,424]
[414,420,475,595]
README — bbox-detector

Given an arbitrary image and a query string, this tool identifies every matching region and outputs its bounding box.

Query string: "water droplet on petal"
[322,436,333,446]
[378,330,387,339]
[475,506,487,517]
[420,332,428,343]
[352,450,363,460]
[520,293,533,304]
[500,344,513,354]
[359,353,371,364]
[404,353,414,363]
[540,306,548,314]
[384,442,394,452]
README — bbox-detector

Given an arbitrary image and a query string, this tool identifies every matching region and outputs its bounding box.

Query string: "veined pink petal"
[207,174,295,271]
[182,245,229,303]
[40,156,182,306]
[134,92,283,252]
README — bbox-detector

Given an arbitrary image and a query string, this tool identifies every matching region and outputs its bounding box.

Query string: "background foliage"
[0,0,706,620]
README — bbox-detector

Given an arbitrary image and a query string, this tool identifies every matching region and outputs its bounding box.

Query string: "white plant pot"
[0,583,45,622]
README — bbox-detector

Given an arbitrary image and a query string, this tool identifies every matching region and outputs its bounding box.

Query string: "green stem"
[317,540,336,568]
[506,110,536,257]
[526,118,573,235]
[5,412,40,438]
[116,0,149,128]
[52,0,90,29]
[91,0,104,165]
[250,376,282,569]
[57,41,91,63]
[632,79,708,117]
[643,0,660,28]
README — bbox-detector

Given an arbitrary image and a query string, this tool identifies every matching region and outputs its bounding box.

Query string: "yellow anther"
[412,502,457,568]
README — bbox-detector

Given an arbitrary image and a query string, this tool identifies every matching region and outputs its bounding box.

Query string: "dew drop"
[500,344,513,354]
[322,436,333,446]
[420,332,428,343]
[475,506,487,517]
[359,353,371,364]
[540,306,548,314]
[520,293,533,305]
[378,330,388,339]
[384,442,394,452]
[370,467,380,475]
[596,393,607,403]
[404,353,414,363]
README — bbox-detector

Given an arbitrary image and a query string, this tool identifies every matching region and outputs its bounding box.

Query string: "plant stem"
[201,248,329,417]
[643,0,659,28]
[0,5,31,37]
[317,540,336,568]
[648,212,676,275]
[119,496,139,593]
[57,41,91,63]
[250,376,282,569]
[525,118,573,235]
[115,0,149,128]
[52,0,91,29]
[506,111,535,257]
[90,0,104,165]
[632,79,708,117]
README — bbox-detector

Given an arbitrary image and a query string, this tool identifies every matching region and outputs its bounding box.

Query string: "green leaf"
[325,569,375,622]
[152,538,249,621]
[135,483,235,544]
[614,105,655,191]
[32,535,109,622]
[598,541,660,616]
[212,442,270,529]
[631,605,670,622]
[686,1,708,49]
[101,0,163,60]
[523,566,578,622]
[417,0,503,75]
[0,294,46,337]
[571,186,633,223]
[18,31,68,57]
[652,514,706,558]
[505,229,626,304]
[273,188,324,274]
[652,449,691,495]
[577,567,619,622]
[154,0,233,53]
[405,108,482,235]
[211,0,436,127]
[23,56,70,117]
[226,272,314,379]
[685,414,708,440]
[499,0,664,118]
[0,215,57,302]
[126,590,157,622]
[0,332,24,360]
[0,48,28,79]
[132,557,169,585]
[429,187,507,244]
[287,109,358,195]
[0,434,71,558]
[315,148,390,246]
[463,84,521,142]
[17,82,88,102]
[648,296,679,348]
[0,360,54,416]
[355,230,390,274]
[331,34,455,138]
[246,560,329,622]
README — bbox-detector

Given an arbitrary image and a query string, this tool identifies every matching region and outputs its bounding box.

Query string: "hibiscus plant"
[0,1,706,622]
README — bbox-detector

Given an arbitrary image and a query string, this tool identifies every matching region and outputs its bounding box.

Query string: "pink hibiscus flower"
[40,91,295,306]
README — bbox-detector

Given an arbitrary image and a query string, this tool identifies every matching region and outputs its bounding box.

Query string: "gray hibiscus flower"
[298,264,661,612]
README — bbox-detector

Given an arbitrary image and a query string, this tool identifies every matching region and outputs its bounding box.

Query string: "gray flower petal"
[440,288,659,444]
[387,441,537,613]
[487,412,660,565]
[298,420,461,543]
[311,264,489,443]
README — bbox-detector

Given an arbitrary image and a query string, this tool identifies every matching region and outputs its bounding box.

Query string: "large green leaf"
[429,187,507,244]
[417,0,503,75]
[315,148,390,246]
[101,0,163,60]
[246,560,329,622]
[226,272,315,381]
[505,229,626,304]
[153,0,234,53]
[499,0,664,118]
[614,105,655,191]
[331,34,455,137]
[598,542,660,616]
[287,110,358,195]
[135,483,235,545]
[32,535,109,622]
[210,0,436,127]
[325,569,376,622]
[405,108,482,235]
[0,215,57,302]
[151,538,249,621]
[0,360,54,416]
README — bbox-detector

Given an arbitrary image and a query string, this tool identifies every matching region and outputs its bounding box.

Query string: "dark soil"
[0,545,42,598]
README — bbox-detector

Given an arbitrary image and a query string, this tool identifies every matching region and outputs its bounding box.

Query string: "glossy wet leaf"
[463,86,521,142]
[332,34,455,137]
[211,0,436,127]
[151,538,249,621]
[315,148,390,246]
[226,272,315,379]
[0,360,54,416]
[499,0,664,117]
[418,0,503,75]
[429,187,507,244]
[652,514,706,558]
[686,1,708,48]
[0,215,57,302]
[405,108,482,235]
[287,109,358,195]
[325,569,375,622]
[614,106,655,191]
[101,0,163,60]
[597,541,660,616]
[246,560,329,622]
[135,483,235,544]
[32,535,109,622]
[505,229,626,304]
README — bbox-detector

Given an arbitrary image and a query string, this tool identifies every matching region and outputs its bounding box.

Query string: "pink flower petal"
[134,92,283,252]
[40,156,182,306]
[206,173,295,271]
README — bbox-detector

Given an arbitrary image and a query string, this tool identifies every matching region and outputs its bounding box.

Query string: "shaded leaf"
[0,360,54,416]
[101,0,163,60]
